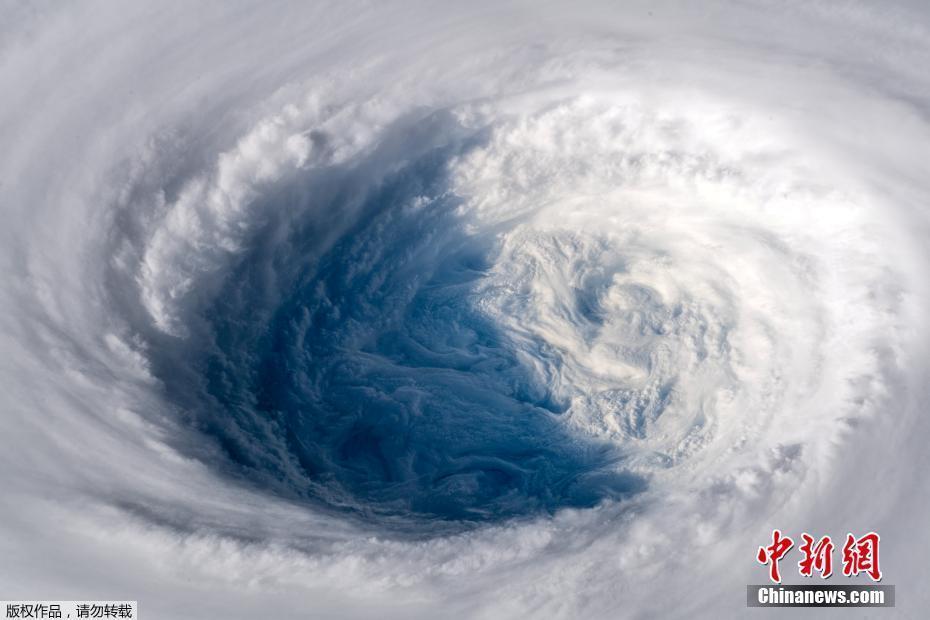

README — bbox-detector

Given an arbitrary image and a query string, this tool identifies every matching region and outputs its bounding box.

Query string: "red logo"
[757,530,881,583]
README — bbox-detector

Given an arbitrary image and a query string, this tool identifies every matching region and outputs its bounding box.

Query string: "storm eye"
[146,123,647,532]
[133,90,897,541]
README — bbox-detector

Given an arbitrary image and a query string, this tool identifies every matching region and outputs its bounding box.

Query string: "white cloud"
[1,1,929,618]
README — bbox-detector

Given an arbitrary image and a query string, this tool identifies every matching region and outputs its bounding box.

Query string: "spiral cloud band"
[2,2,929,618]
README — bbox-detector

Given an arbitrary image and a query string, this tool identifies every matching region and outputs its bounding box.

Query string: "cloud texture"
[2,1,930,618]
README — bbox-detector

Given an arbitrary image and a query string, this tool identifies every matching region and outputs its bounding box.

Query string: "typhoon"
[1,2,930,619]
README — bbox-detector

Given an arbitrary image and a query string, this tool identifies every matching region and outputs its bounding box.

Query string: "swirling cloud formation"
[2,2,929,618]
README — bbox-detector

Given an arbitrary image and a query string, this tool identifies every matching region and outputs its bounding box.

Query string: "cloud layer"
[2,2,930,618]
